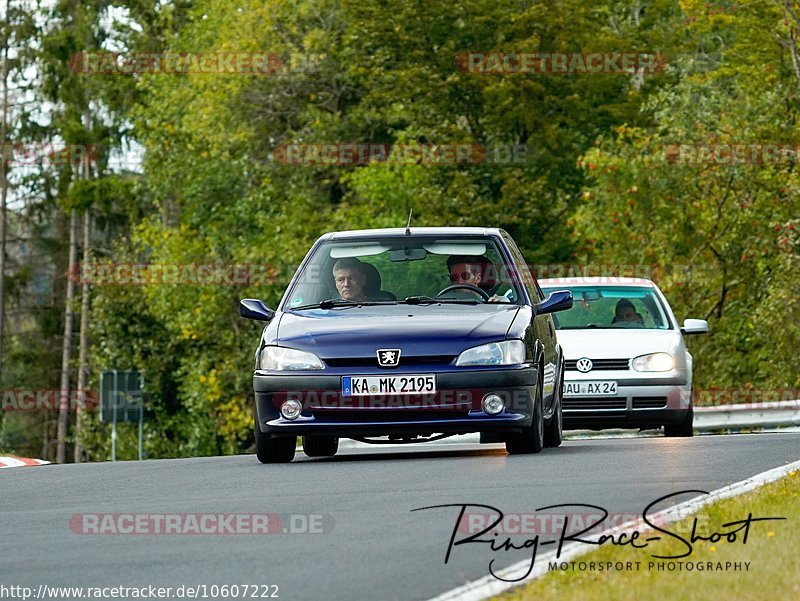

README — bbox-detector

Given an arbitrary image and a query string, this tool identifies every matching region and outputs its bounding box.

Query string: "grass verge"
[496,470,799,601]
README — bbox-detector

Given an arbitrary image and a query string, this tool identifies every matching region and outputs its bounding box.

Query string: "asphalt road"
[2,432,799,601]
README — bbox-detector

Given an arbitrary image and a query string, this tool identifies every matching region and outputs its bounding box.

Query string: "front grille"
[565,358,630,371]
[311,409,469,422]
[324,355,456,368]
[632,397,668,409]
[563,397,627,410]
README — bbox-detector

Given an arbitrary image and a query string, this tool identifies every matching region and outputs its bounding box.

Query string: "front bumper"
[253,367,537,437]
[562,373,691,429]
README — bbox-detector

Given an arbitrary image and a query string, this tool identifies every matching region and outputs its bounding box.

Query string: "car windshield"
[283,236,523,309]
[540,285,672,330]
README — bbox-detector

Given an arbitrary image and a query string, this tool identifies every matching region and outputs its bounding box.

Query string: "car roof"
[322,227,502,240]
[538,276,656,287]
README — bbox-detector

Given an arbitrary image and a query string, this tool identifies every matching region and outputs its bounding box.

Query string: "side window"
[502,234,540,302]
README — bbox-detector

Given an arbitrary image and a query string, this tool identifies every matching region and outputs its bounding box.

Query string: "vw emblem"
[377,349,401,368]
[576,358,593,373]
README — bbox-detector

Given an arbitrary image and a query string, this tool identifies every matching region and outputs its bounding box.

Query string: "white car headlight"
[259,346,323,370]
[456,340,526,366]
[632,352,674,372]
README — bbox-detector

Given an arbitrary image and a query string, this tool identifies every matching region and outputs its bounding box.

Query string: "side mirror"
[240,298,275,322]
[681,318,708,335]
[538,290,573,314]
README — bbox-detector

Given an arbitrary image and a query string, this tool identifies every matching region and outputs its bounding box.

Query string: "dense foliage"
[1,0,798,460]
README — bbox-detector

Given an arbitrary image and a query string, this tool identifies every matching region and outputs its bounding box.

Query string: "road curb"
[0,456,50,468]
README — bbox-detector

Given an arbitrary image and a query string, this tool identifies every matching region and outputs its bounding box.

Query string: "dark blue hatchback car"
[240,227,573,462]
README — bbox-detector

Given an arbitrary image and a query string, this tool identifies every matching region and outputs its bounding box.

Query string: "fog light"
[281,399,302,420]
[482,394,505,415]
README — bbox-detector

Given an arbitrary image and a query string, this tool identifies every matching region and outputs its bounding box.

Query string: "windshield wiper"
[290,299,397,310]
[290,296,480,310]
[402,295,439,304]
[402,295,480,305]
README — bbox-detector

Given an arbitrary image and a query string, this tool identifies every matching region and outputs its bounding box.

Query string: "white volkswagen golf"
[538,277,708,437]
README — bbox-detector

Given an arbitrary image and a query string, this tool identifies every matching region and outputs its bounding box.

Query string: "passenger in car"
[332,257,368,301]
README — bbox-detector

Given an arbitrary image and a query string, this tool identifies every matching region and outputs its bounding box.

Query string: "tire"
[302,435,339,457]
[506,377,545,455]
[664,407,694,438]
[255,416,296,463]
[544,362,564,448]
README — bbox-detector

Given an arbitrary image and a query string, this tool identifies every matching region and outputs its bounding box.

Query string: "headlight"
[456,340,526,367]
[259,346,323,370]
[632,352,674,372]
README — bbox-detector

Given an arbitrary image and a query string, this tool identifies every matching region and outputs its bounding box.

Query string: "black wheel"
[664,407,694,437]
[255,416,296,463]
[544,363,564,448]
[506,378,545,455]
[302,435,339,457]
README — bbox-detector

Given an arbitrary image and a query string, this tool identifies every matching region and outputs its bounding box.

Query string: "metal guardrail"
[694,400,800,430]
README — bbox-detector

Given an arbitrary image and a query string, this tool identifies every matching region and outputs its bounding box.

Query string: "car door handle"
[548,322,554,337]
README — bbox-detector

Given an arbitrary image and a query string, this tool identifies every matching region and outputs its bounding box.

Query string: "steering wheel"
[436,284,491,301]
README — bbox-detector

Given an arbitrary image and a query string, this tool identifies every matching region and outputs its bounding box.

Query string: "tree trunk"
[74,108,93,463]
[0,7,9,379]
[74,207,90,462]
[56,209,78,464]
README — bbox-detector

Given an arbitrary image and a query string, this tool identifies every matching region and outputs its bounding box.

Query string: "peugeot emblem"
[377,349,401,367]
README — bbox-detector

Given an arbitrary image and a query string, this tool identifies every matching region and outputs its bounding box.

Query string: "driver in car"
[447,256,484,287]
[612,299,644,324]
[446,255,510,303]
[333,257,368,301]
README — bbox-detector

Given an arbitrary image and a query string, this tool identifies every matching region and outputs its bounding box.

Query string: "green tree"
[575,1,800,392]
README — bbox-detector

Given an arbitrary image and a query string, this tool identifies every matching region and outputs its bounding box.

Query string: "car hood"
[556,329,684,360]
[274,305,519,358]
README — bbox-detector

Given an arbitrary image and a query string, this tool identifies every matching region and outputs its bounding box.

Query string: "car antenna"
[405,209,413,235]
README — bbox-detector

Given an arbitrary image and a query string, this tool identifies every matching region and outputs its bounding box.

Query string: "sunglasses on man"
[449,269,482,282]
